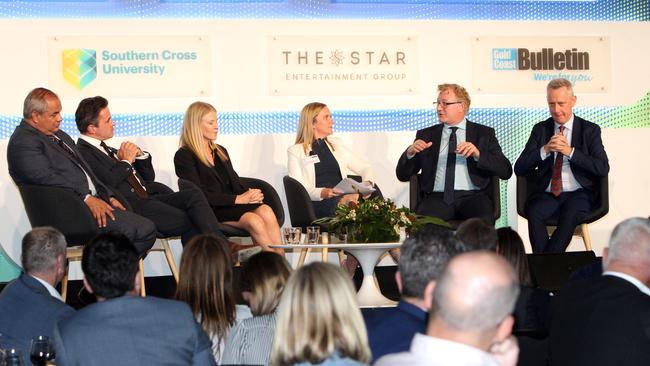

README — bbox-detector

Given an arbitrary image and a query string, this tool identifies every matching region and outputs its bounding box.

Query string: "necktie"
[443,127,458,205]
[550,125,565,197]
[100,141,148,199]
[48,135,79,161]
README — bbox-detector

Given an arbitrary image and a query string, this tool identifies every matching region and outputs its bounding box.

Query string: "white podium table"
[271,242,401,307]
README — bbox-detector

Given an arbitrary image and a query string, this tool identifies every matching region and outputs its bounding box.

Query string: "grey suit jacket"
[0,274,75,355]
[7,120,113,201]
[54,295,215,366]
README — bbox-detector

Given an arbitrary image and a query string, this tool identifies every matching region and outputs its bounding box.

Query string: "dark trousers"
[101,209,157,255]
[131,187,223,245]
[526,189,594,253]
[416,190,494,225]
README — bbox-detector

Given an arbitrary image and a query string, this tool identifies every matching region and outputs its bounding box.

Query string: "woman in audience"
[175,101,282,253]
[270,262,371,366]
[175,234,252,363]
[221,252,292,365]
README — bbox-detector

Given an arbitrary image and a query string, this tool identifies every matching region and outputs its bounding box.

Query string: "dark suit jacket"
[395,120,512,193]
[174,146,246,207]
[7,120,114,201]
[54,295,215,366]
[76,138,156,205]
[548,275,650,366]
[365,300,428,363]
[514,116,609,195]
[0,274,75,355]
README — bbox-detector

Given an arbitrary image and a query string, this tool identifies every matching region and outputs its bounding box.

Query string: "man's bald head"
[432,251,519,331]
[604,217,650,283]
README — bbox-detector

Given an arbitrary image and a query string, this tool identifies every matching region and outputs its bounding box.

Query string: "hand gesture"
[320,188,343,199]
[236,188,264,204]
[456,141,480,158]
[544,132,572,156]
[406,139,433,156]
[116,141,140,163]
[84,196,116,228]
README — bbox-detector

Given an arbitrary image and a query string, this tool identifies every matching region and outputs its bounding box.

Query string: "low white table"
[271,242,401,307]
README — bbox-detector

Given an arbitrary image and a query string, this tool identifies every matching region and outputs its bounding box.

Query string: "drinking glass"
[29,336,54,366]
[5,349,24,366]
[306,226,320,244]
[282,227,302,245]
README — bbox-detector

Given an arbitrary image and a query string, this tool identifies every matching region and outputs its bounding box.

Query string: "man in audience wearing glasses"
[0,227,75,356]
[396,83,512,225]
[53,233,214,365]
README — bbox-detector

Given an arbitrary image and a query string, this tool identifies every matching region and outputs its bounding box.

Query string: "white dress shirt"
[539,116,582,193]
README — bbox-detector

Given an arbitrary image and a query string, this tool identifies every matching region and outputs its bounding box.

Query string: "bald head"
[604,218,650,282]
[432,251,519,331]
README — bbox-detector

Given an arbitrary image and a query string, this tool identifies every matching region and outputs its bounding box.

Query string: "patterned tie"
[443,127,459,205]
[550,125,565,197]
[100,141,148,199]
[48,134,79,161]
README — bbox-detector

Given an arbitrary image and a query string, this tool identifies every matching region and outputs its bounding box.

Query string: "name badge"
[305,155,320,165]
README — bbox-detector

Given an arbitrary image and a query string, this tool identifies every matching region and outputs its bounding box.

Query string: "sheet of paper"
[333,177,376,195]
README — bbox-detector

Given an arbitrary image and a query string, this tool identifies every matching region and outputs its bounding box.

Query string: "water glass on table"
[282,227,302,245]
[306,226,320,244]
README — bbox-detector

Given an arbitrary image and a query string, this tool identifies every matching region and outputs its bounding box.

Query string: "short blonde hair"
[295,102,334,154]
[179,101,227,166]
[547,78,574,96]
[270,262,370,366]
[438,83,471,111]
[239,252,292,316]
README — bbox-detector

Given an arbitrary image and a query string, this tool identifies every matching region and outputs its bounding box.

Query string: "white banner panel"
[48,35,211,98]
[267,35,419,96]
[472,36,611,93]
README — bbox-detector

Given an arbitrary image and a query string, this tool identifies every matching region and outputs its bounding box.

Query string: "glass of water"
[282,227,302,245]
[306,226,320,244]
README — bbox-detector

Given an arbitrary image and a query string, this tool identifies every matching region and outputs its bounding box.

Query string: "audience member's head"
[271,262,370,366]
[75,96,108,134]
[175,234,235,341]
[22,87,62,136]
[21,226,67,285]
[81,233,139,300]
[455,218,498,251]
[430,251,519,351]
[604,217,650,285]
[398,225,464,309]
[496,227,531,286]
[239,251,292,316]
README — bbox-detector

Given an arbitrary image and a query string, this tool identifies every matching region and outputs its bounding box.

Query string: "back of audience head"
[496,227,531,286]
[455,218,498,251]
[430,251,519,348]
[604,217,650,283]
[271,262,370,366]
[398,224,464,306]
[21,226,67,281]
[175,234,235,339]
[239,251,292,316]
[81,233,139,300]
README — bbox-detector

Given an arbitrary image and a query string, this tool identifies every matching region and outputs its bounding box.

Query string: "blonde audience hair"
[270,262,371,366]
[239,252,292,316]
[175,234,235,353]
[295,102,334,154]
[180,101,228,165]
[438,83,471,111]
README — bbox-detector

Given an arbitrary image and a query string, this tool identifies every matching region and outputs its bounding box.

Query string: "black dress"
[310,139,343,219]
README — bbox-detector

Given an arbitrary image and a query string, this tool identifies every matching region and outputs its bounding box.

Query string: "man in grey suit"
[7,87,156,254]
[54,233,215,365]
[0,227,75,358]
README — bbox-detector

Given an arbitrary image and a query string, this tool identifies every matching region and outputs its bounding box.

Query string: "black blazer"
[395,120,512,193]
[174,145,246,207]
[548,275,650,366]
[76,138,156,204]
[514,116,609,195]
[7,120,114,201]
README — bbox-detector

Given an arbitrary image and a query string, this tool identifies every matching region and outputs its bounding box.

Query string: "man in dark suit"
[548,217,650,365]
[54,233,215,365]
[396,83,512,224]
[366,225,465,362]
[7,87,156,255]
[514,79,609,253]
[0,227,75,357]
[74,96,225,246]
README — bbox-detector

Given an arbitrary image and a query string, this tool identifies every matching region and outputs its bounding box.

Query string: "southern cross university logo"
[62,49,97,90]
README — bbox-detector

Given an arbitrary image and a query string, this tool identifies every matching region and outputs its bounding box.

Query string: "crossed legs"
[224,204,283,254]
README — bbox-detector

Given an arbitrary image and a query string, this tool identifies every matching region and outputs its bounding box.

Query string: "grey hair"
[547,78,574,96]
[23,87,59,119]
[21,226,67,274]
[605,217,650,269]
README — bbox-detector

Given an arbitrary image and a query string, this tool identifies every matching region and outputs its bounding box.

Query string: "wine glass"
[29,336,54,366]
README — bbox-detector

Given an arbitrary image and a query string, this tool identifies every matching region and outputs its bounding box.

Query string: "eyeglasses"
[433,101,463,108]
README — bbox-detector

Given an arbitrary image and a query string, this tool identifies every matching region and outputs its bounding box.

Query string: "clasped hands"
[407,139,480,159]
[543,132,572,156]
[236,188,264,204]
[84,195,126,228]
[116,141,144,163]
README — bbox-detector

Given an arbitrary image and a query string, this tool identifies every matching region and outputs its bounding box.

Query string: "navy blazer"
[514,116,609,195]
[0,274,75,355]
[7,121,114,201]
[396,120,512,193]
[54,295,215,366]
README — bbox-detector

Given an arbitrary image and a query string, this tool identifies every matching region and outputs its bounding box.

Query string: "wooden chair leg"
[139,259,146,297]
[321,248,328,262]
[61,271,69,303]
[581,223,593,251]
[338,250,345,265]
[298,248,309,267]
[160,239,179,283]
